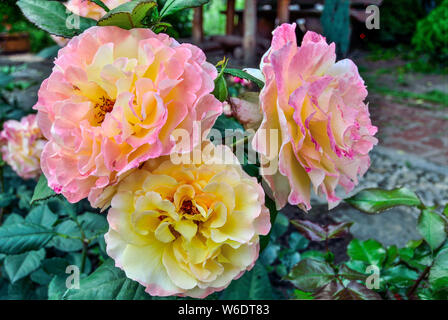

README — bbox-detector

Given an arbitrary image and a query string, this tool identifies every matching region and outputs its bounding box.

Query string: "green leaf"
[345,187,421,214]
[17,0,96,38]
[291,219,326,241]
[417,208,447,250]
[334,281,381,300]
[301,250,327,261]
[291,220,352,242]
[384,245,399,267]
[313,281,343,300]
[78,212,108,239]
[3,213,25,226]
[4,249,46,283]
[270,212,288,241]
[64,259,151,300]
[280,250,301,271]
[26,205,57,227]
[220,262,274,299]
[0,223,55,254]
[259,195,279,251]
[48,275,69,300]
[42,257,71,276]
[222,68,264,89]
[286,258,335,292]
[30,175,57,205]
[67,252,92,274]
[260,243,280,265]
[30,268,53,286]
[89,0,110,12]
[289,232,309,251]
[429,248,448,291]
[50,220,83,252]
[383,265,419,288]
[293,289,314,300]
[326,222,353,239]
[98,0,157,29]
[160,0,210,17]
[0,193,16,207]
[338,264,368,281]
[7,278,35,300]
[347,239,386,266]
[211,114,244,138]
[212,74,228,102]
[443,204,448,217]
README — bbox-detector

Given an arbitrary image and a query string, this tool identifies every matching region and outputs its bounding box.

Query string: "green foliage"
[412,0,448,62]
[220,262,274,299]
[17,0,97,38]
[287,259,335,292]
[417,208,447,250]
[63,259,151,300]
[376,0,426,44]
[98,0,158,29]
[429,248,448,292]
[0,223,55,255]
[347,239,386,266]
[156,0,192,38]
[345,187,421,214]
[221,68,264,89]
[213,72,228,102]
[0,0,53,52]
[160,0,210,17]
[4,249,45,283]
[285,187,448,300]
[259,213,310,281]
[291,220,352,242]
[30,175,57,205]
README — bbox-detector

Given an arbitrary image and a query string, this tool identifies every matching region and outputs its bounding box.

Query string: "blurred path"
[369,95,448,166]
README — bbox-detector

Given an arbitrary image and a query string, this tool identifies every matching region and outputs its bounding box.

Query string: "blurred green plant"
[375,0,426,44]
[0,0,54,52]
[412,0,448,63]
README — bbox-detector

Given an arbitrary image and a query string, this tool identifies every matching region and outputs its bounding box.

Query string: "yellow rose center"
[93,96,115,125]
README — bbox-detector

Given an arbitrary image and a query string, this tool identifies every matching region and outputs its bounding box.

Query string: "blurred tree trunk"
[192,6,204,44]
[226,0,236,35]
[243,0,257,66]
[277,0,290,24]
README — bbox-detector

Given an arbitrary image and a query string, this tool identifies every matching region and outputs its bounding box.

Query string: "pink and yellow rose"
[35,26,222,206]
[0,114,46,179]
[105,142,271,298]
[253,24,377,210]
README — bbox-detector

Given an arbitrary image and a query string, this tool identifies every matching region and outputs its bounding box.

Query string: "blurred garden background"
[0,0,447,300]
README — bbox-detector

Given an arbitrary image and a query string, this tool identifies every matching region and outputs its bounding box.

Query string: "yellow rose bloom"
[105,143,271,298]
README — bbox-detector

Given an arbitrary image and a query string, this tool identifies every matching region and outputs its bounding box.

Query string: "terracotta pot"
[0,32,31,54]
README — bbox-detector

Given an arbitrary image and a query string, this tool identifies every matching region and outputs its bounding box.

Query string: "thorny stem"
[80,240,88,274]
[72,216,89,273]
[407,265,432,300]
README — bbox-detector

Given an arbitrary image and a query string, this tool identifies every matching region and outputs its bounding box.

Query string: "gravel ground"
[285,146,448,248]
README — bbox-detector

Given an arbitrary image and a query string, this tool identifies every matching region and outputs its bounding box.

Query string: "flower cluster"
[0,114,46,179]
[29,20,376,298]
[253,24,377,211]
